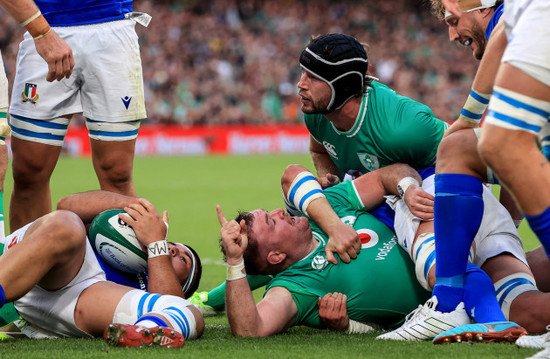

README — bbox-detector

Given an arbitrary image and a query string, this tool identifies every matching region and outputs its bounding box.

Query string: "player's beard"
[300,92,332,115]
[471,22,488,60]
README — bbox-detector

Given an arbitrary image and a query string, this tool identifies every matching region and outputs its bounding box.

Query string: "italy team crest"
[21,83,39,104]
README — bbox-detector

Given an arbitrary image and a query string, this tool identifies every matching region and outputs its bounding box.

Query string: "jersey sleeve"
[323,181,365,212]
[389,105,447,168]
[265,279,325,328]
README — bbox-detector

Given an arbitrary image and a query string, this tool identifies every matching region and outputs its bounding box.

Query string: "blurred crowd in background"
[0,0,479,126]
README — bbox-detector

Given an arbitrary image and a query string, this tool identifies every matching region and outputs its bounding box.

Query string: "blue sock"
[463,263,505,322]
[525,206,550,259]
[432,174,484,312]
[0,284,5,308]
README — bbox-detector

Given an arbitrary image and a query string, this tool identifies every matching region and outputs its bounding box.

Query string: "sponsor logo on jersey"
[357,229,379,249]
[323,141,338,159]
[311,254,328,270]
[21,83,39,104]
[358,153,379,172]
[340,215,356,226]
[121,96,132,109]
[375,237,397,261]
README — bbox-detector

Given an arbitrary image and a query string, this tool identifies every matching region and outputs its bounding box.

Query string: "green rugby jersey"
[305,82,447,173]
[265,181,430,329]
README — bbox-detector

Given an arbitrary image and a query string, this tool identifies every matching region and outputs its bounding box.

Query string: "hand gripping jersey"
[305,82,447,173]
[265,181,430,329]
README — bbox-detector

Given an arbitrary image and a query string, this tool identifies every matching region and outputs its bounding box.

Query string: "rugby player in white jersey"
[0,191,204,347]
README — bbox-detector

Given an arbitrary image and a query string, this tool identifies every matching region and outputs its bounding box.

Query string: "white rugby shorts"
[390,174,527,267]
[9,19,146,123]
[3,223,107,338]
[502,0,550,88]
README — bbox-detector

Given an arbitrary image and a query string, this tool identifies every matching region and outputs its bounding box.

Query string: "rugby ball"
[89,209,148,274]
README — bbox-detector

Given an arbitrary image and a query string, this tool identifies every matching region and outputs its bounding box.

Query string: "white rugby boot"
[376,296,471,341]
[517,326,550,349]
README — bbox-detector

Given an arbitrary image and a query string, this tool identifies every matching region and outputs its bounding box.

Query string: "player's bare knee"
[436,130,477,173]
[97,166,133,192]
[12,160,54,187]
[42,211,86,254]
[281,164,308,188]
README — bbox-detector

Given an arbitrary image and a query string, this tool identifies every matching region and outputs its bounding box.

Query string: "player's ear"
[479,7,493,19]
[267,250,286,265]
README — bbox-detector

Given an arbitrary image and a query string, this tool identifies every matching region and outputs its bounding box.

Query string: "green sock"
[0,303,19,327]
[205,274,272,311]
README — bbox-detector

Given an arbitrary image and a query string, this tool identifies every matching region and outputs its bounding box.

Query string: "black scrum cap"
[299,34,368,112]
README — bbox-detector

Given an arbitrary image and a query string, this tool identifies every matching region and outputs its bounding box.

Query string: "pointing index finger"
[216,204,228,226]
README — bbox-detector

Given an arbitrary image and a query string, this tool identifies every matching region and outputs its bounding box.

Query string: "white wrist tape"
[346,319,379,334]
[20,10,42,27]
[458,89,491,124]
[226,260,246,281]
[397,177,419,198]
[147,240,169,258]
[287,172,324,217]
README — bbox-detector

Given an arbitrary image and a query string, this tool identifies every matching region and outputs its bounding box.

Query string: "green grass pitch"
[0,154,540,358]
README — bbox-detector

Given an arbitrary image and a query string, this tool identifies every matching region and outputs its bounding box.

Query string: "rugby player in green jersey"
[298,33,448,186]
[190,33,445,317]
[218,164,433,336]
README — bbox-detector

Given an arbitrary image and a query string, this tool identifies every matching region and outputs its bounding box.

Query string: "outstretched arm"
[0,0,74,81]
[57,190,142,225]
[352,163,431,219]
[444,20,507,138]
[281,164,360,264]
[218,205,297,337]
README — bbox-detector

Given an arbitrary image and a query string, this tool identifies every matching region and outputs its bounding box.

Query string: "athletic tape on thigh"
[159,305,197,340]
[485,86,550,135]
[282,191,302,216]
[9,115,69,146]
[412,233,475,291]
[113,290,197,340]
[494,273,537,319]
[286,172,324,217]
[411,232,436,291]
[85,119,140,141]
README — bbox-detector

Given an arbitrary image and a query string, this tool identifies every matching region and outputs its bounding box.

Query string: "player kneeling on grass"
[219,164,432,337]
[0,193,204,347]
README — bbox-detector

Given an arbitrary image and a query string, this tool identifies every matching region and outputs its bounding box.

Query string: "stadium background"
[0,0,479,156]
[0,2,543,356]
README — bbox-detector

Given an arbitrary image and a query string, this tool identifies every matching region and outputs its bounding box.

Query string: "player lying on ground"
[284,163,542,343]
[0,191,204,347]
[218,163,517,337]
[214,162,550,342]
[281,164,530,343]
